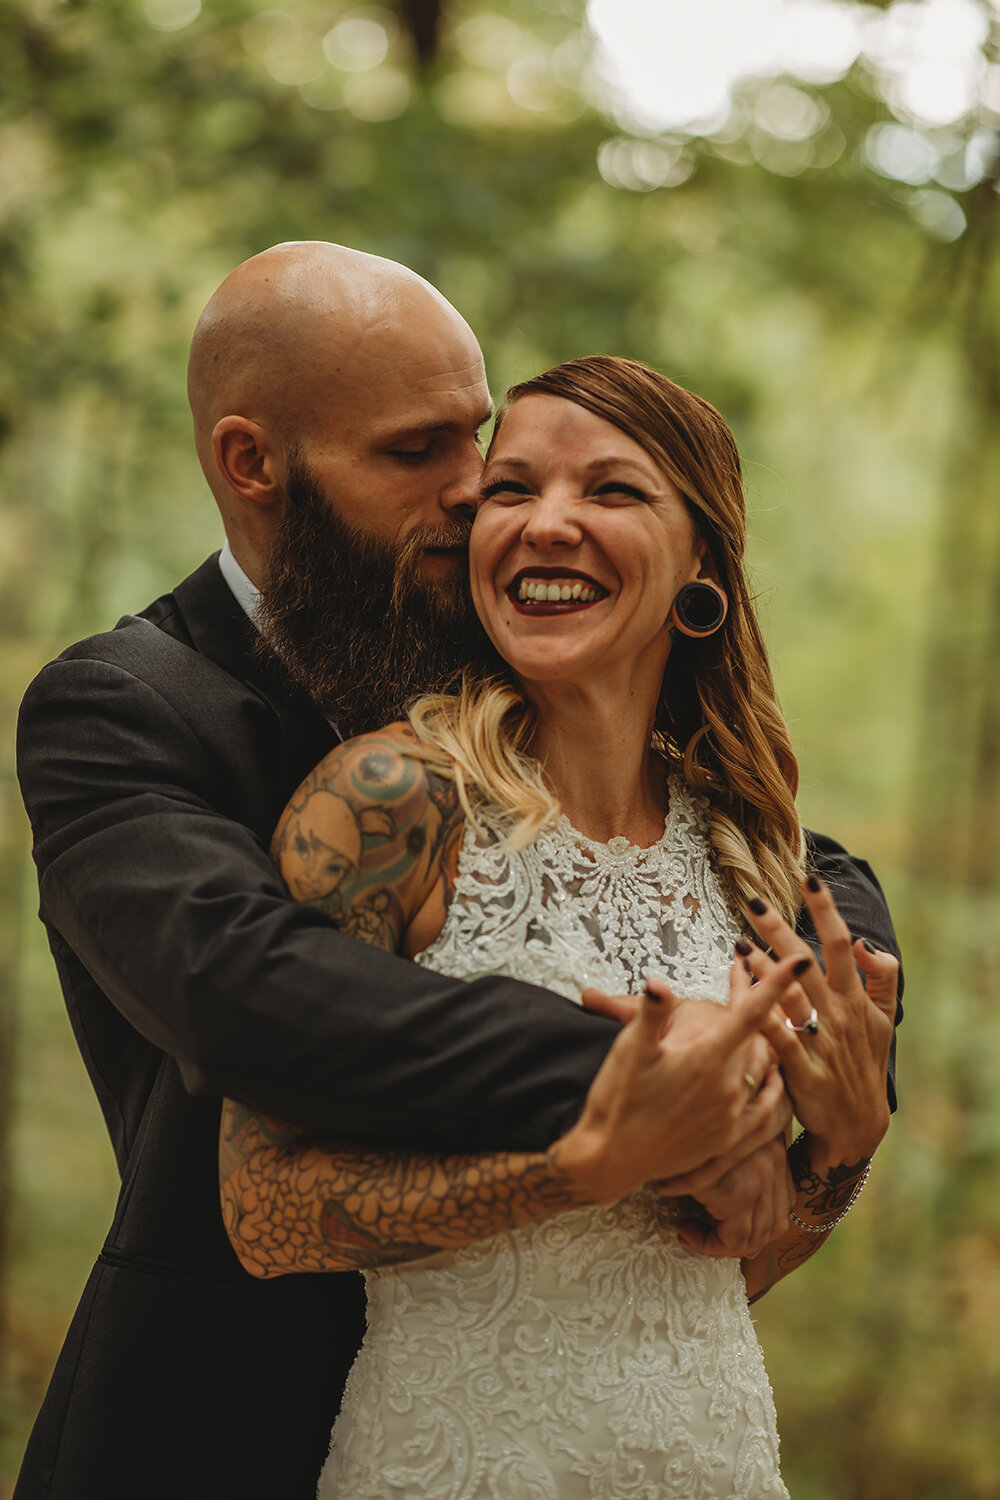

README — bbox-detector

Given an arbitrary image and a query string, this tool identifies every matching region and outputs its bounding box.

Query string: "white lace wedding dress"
[317,778,788,1499]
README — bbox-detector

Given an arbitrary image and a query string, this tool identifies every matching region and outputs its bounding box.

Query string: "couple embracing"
[17,242,901,1499]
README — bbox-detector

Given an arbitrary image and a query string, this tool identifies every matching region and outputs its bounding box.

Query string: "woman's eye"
[480,478,533,503]
[592,481,648,503]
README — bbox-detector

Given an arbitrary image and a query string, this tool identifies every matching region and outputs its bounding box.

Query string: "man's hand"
[667,1136,795,1259]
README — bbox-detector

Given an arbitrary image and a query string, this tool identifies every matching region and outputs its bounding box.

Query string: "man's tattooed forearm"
[220,1100,581,1278]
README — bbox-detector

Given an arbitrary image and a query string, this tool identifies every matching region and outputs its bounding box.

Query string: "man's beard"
[254,459,494,738]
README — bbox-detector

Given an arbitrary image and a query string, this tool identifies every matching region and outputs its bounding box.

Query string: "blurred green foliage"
[2,1,999,1495]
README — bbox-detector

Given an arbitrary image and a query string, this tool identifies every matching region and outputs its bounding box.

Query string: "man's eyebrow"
[377,408,494,445]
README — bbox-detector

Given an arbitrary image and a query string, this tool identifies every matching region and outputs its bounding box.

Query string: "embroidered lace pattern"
[318,778,787,1500]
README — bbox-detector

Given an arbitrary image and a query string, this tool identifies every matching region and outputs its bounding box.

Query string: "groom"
[16,242,900,1500]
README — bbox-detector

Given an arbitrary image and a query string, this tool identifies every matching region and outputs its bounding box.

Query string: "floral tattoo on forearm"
[219,1100,581,1277]
[746,1136,872,1303]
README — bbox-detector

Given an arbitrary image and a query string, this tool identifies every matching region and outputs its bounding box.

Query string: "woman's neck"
[526,677,668,848]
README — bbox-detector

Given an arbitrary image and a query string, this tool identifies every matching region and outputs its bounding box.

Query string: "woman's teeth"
[516,578,601,603]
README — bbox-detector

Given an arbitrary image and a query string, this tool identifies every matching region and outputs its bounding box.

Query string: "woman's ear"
[669,539,729,638]
[212,417,282,508]
[692,536,723,586]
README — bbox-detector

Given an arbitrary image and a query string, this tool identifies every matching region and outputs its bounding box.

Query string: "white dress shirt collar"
[218,540,261,626]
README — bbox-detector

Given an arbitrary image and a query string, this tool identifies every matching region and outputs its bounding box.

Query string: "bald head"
[188,242,480,481]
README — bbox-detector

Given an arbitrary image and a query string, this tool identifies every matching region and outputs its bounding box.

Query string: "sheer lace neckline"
[550,785,678,859]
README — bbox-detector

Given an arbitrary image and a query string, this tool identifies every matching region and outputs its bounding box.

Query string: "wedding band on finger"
[785,1007,820,1036]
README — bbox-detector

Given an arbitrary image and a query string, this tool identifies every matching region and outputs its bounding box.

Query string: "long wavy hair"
[409,355,804,923]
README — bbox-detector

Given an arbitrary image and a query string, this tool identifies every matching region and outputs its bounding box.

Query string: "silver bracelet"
[788,1133,872,1234]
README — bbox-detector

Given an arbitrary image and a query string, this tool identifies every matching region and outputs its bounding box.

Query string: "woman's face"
[471,393,710,694]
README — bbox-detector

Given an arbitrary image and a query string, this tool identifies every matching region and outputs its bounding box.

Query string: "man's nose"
[440,445,484,518]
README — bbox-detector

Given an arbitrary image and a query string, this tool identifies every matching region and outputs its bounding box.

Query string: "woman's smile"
[507,566,609,612]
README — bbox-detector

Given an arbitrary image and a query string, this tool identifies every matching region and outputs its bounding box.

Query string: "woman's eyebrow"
[484,455,656,476]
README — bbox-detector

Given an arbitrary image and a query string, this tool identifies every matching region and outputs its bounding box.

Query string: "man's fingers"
[580,987,639,1025]
[655,1155,728,1198]
[676,1216,772,1260]
[675,1218,717,1254]
[676,1222,738,1257]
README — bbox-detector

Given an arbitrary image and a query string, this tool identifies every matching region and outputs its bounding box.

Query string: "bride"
[219,356,898,1498]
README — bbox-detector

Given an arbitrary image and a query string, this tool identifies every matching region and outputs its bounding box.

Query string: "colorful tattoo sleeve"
[221,726,579,1278]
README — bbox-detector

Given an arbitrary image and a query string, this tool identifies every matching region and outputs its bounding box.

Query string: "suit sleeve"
[802,828,904,1111]
[17,654,618,1154]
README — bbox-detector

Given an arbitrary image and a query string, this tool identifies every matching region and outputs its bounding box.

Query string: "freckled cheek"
[469,520,512,603]
[468,552,503,634]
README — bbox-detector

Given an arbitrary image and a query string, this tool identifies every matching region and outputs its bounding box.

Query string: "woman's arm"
[269,722,462,954]
[660,878,898,1298]
[740,1131,875,1302]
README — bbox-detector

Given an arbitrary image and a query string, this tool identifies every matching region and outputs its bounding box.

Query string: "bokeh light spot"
[323,11,395,73]
[143,0,201,31]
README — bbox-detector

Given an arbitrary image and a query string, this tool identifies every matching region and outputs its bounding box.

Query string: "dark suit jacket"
[15,554,901,1499]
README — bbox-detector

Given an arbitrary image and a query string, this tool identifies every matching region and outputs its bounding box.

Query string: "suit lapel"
[169,554,340,790]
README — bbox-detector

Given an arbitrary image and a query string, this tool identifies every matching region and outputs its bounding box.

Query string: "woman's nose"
[520,491,582,548]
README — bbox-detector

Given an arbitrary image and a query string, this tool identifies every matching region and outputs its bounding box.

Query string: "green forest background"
[1,0,999,1494]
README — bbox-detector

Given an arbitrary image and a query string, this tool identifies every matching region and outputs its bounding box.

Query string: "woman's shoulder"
[271,722,465,953]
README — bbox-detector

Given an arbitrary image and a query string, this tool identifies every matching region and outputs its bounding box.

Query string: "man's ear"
[212,416,282,507]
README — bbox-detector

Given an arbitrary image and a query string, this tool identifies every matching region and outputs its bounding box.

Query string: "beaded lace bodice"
[318,779,787,1500]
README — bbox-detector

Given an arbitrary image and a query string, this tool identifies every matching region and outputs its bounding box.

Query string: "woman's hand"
[741,875,899,1165]
[557,958,802,1205]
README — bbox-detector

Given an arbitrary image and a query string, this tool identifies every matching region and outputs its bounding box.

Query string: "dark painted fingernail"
[806,875,822,893]
[742,960,753,976]
[862,939,879,954]
[735,938,753,956]
[748,898,768,916]
[793,957,812,976]
[644,984,662,1004]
